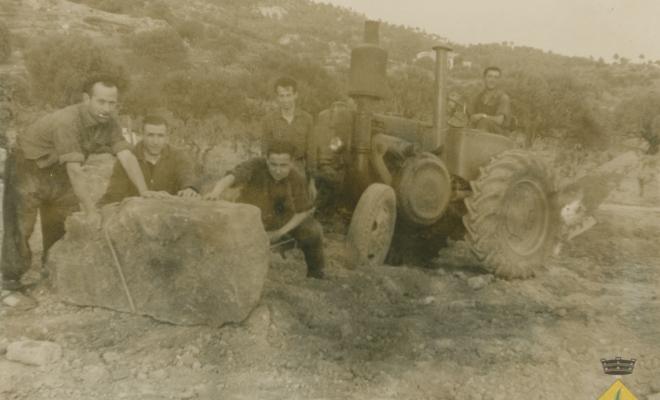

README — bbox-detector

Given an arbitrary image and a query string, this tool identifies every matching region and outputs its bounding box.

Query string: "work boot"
[1,291,37,311]
[2,279,25,291]
[306,268,325,280]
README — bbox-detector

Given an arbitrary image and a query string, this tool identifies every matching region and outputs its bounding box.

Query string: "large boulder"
[49,197,269,326]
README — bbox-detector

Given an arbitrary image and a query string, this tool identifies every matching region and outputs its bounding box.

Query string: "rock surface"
[6,340,62,366]
[49,197,269,326]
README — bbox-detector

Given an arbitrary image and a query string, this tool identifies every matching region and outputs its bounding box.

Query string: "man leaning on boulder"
[1,75,164,306]
[99,114,200,205]
[204,140,326,279]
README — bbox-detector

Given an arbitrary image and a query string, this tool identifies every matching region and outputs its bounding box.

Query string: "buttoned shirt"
[261,108,315,171]
[99,142,198,205]
[18,103,130,168]
[471,89,511,125]
[231,158,312,231]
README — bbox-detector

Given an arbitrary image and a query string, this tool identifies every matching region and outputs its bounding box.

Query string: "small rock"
[650,380,660,393]
[340,323,354,340]
[102,351,120,363]
[467,275,494,290]
[111,368,131,382]
[434,338,455,350]
[194,383,211,397]
[81,364,110,384]
[192,361,202,370]
[421,296,435,305]
[149,369,168,380]
[179,352,195,367]
[556,308,568,317]
[245,304,271,333]
[0,337,9,355]
[6,340,62,366]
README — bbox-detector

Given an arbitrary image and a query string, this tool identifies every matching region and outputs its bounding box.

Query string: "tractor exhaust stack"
[429,44,453,153]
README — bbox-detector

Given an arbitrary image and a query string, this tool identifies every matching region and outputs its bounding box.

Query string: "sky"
[311,0,660,62]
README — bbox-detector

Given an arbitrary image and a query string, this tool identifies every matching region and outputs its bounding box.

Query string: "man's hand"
[203,175,235,201]
[177,188,199,198]
[141,190,172,199]
[308,179,317,202]
[470,113,487,122]
[267,230,284,243]
[203,190,222,201]
[84,209,102,230]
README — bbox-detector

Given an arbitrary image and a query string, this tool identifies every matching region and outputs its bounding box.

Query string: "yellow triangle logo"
[597,379,638,400]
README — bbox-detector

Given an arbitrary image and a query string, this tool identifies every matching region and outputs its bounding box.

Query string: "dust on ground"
[0,202,659,400]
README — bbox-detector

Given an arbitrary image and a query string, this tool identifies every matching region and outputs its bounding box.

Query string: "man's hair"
[483,66,502,77]
[143,114,168,129]
[266,140,296,158]
[273,76,298,93]
[82,74,121,97]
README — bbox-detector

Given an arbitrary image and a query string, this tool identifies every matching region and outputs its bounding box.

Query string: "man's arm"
[203,174,235,200]
[98,161,136,206]
[261,115,272,157]
[66,162,96,215]
[472,113,504,125]
[268,208,314,242]
[304,114,317,175]
[175,152,200,198]
[115,150,168,198]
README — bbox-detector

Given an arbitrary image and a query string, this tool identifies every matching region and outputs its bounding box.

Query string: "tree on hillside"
[24,33,127,107]
[128,28,188,70]
[0,21,11,64]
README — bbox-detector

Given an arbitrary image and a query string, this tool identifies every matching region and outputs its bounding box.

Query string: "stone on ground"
[49,197,269,326]
[6,340,62,366]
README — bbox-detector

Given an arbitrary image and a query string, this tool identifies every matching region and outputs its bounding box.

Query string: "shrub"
[128,28,188,69]
[175,20,206,45]
[0,21,11,63]
[23,33,128,107]
[160,68,249,120]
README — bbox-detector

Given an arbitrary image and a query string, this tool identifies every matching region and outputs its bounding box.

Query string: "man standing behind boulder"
[99,115,199,205]
[261,77,317,198]
[1,75,160,299]
[204,141,326,279]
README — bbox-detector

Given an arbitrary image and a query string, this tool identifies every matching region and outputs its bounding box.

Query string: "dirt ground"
[0,196,659,400]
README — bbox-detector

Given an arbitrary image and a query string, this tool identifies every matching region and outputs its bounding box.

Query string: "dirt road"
[0,203,658,400]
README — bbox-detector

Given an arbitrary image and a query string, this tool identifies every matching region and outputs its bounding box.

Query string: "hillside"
[2,0,660,154]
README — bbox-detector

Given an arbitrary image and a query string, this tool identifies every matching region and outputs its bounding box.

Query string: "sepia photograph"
[0,0,658,399]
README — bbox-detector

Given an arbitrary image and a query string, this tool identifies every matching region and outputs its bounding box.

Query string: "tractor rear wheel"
[346,183,397,268]
[463,150,559,279]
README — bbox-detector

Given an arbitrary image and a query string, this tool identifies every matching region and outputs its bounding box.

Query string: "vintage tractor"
[313,21,594,279]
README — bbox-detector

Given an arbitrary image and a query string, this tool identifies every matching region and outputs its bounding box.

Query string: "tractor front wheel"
[463,150,560,279]
[346,183,397,268]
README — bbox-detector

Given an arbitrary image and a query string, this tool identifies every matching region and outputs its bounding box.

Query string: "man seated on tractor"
[469,66,512,134]
[204,140,326,279]
[99,115,200,205]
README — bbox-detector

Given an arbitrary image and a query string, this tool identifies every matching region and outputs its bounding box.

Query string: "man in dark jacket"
[205,140,325,279]
[99,115,199,204]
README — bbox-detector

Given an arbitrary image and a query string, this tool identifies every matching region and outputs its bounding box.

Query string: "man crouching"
[204,141,326,279]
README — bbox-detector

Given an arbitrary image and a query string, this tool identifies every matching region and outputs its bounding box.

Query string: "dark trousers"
[1,150,78,282]
[474,118,506,135]
[289,217,326,275]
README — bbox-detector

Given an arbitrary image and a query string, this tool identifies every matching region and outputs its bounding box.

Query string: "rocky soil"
[0,201,658,400]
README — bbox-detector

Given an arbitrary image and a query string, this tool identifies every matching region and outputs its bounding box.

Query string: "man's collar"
[135,141,171,162]
[279,107,302,120]
[78,103,98,128]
